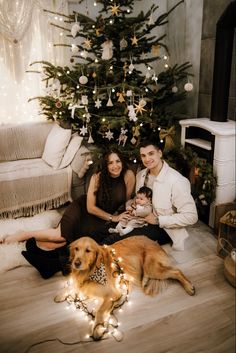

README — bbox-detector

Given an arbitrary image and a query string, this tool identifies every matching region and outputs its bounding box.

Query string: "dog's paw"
[185,282,195,296]
[54,293,67,303]
[92,323,107,340]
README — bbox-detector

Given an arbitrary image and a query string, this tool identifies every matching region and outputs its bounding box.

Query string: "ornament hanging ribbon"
[159,126,175,150]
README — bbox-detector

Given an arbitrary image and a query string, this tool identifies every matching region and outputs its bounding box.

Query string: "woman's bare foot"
[36,240,66,250]
[2,231,29,244]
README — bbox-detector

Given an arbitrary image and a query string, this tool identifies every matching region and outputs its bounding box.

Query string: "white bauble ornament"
[79,75,88,85]
[172,86,178,93]
[184,83,193,92]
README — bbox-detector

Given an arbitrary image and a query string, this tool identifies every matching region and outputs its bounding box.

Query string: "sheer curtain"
[0,0,69,124]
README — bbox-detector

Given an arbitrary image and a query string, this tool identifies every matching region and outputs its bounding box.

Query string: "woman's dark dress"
[21,175,127,278]
[60,174,126,243]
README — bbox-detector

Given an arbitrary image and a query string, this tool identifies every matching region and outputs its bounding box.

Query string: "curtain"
[0,0,69,124]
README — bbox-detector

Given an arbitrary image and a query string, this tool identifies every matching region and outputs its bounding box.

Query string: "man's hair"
[137,186,153,200]
[139,135,165,151]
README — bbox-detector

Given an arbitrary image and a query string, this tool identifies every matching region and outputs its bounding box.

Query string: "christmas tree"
[29,0,194,161]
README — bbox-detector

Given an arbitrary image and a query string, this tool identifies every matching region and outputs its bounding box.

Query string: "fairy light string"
[62,246,130,341]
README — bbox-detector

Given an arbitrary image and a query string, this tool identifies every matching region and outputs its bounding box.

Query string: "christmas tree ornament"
[101,40,113,60]
[80,125,88,136]
[55,100,62,108]
[131,136,137,145]
[128,105,137,122]
[81,50,88,58]
[95,27,103,36]
[126,90,132,97]
[106,91,113,106]
[151,44,160,56]
[68,103,84,118]
[81,95,88,105]
[184,82,193,91]
[134,100,147,115]
[131,35,138,46]
[139,98,147,107]
[88,128,94,143]
[71,21,81,38]
[117,92,125,103]
[92,71,97,78]
[52,78,60,89]
[95,98,102,108]
[85,107,91,122]
[83,38,92,49]
[110,4,121,16]
[148,11,155,25]
[120,37,128,49]
[132,125,140,137]
[152,74,158,84]
[172,86,178,93]
[128,62,134,73]
[105,129,114,140]
[159,126,175,150]
[117,128,128,146]
[79,75,88,84]
[71,44,79,54]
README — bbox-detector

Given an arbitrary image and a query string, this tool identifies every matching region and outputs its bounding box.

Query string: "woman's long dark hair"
[96,149,128,209]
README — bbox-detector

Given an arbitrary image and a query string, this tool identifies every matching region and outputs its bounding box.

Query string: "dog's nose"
[74,259,81,268]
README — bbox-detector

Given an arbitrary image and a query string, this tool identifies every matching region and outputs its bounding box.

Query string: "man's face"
[140,145,162,170]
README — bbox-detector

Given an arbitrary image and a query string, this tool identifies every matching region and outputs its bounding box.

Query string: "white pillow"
[59,133,83,169]
[42,124,72,168]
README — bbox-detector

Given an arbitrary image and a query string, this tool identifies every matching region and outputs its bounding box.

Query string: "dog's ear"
[69,243,75,262]
[91,245,105,270]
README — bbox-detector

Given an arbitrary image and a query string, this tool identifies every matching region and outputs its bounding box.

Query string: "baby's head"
[135,186,152,205]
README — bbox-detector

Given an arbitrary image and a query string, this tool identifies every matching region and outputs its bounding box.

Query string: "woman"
[3,149,135,278]
[101,137,198,250]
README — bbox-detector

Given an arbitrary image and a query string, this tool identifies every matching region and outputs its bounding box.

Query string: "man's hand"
[143,213,159,225]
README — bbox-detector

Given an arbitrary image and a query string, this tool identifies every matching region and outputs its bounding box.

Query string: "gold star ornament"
[83,38,92,49]
[110,4,121,16]
[131,35,138,46]
[134,100,147,115]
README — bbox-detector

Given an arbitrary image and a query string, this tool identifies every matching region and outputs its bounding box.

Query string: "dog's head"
[70,237,103,272]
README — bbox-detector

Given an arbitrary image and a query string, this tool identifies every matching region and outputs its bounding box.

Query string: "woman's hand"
[112,211,131,223]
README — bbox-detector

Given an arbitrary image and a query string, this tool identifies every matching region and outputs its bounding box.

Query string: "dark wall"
[198,0,236,121]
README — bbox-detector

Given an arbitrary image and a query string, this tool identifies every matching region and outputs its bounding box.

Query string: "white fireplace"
[180,118,236,227]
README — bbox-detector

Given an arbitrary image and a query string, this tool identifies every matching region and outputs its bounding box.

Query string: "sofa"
[0,121,92,219]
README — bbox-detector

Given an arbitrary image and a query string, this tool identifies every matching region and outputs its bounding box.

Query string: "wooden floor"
[0,221,235,353]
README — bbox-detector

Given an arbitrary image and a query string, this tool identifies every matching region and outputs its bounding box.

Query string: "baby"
[109,186,152,236]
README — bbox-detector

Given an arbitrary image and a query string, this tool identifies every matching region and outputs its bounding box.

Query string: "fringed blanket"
[0,158,72,219]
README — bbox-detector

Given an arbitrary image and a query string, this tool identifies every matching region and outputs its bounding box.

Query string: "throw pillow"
[59,133,83,169]
[70,145,92,178]
[42,124,71,169]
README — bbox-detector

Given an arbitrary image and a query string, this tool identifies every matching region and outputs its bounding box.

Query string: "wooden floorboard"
[0,221,235,353]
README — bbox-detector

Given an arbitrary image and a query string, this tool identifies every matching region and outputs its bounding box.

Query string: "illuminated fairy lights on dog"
[63,246,130,341]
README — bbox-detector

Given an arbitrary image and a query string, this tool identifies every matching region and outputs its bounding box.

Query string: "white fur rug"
[0,209,63,273]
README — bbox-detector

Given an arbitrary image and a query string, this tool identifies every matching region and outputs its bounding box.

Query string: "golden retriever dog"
[56,235,195,340]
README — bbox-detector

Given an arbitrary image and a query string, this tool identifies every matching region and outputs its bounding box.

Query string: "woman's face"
[140,145,163,171]
[107,153,123,177]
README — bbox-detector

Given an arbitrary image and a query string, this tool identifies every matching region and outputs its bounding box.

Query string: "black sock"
[26,238,59,258]
[21,250,61,279]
